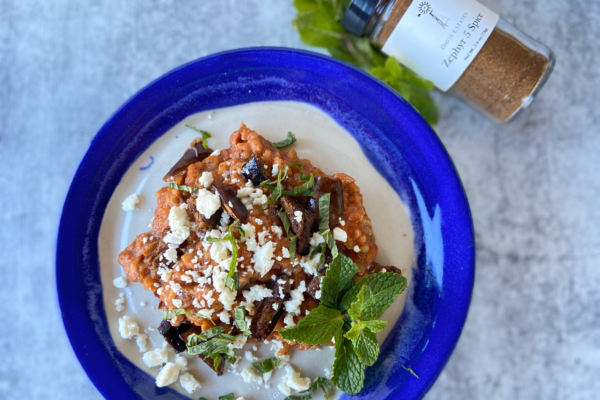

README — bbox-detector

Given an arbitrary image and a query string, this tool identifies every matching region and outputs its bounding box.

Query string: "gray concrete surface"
[0,0,598,399]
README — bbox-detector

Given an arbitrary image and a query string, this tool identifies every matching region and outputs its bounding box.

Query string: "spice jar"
[343,0,555,122]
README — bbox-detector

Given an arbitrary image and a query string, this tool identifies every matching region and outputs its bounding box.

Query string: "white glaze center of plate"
[98,101,415,400]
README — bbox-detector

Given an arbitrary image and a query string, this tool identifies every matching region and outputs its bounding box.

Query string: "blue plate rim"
[56,46,475,400]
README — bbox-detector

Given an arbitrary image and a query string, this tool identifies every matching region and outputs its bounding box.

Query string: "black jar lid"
[342,0,379,36]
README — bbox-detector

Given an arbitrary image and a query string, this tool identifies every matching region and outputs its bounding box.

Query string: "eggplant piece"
[187,195,222,231]
[250,275,292,341]
[212,182,249,223]
[366,261,403,275]
[158,320,193,353]
[163,138,213,182]
[241,157,267,186]
[306,275,321,299]
[307,176,344,231]
[279,195,315,255]
[199,354,225,376]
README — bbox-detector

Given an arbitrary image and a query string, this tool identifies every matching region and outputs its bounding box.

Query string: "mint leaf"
[344,319,386,341]
[161,308,187,320]
[218,394,235,400]
[370,57,438,125]
[293,9,344,48]
[168,183,199,194]
[289,235,297,264]
[347,285,374,321]
[318,193,331,233]
[234,306,251,337]
[341,272,407,319]
[184,124,212,148]
[332,330,365,395]
[261,166,289,207]
[285,376,333,400]
[362,320,388,333]
[279,305,344,345]
[271,131,297,148]
[321,253,359,309]
[351,328,379,366]
[252,357,282,374]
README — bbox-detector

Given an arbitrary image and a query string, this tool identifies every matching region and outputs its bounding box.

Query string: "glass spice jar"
[343,0,556,122]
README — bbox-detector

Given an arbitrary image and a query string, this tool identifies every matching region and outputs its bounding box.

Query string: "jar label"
[382,0,499,91]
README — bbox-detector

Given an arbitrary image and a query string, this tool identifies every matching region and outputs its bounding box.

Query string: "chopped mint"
[184,124,212,148]
[168,183,199,193]
[271,131,297,148]
[318,193,331,233]
[160,308,187,320]
[218,394,236,400]
[285,376,333,400]
[252,357,282,374]
[234,306,251,337]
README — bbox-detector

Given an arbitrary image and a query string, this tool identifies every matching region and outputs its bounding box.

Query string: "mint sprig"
[279,305,344,345]
[291,0,438,124]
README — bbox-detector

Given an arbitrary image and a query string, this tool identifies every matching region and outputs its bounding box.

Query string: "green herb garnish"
[184,124,212,148]
[206,220,242,291]
[218,394,236,400]
[252,357,282,374]
[271,131,297,148]
[168,183,199,193]
[186,327,237,367]
[161,308,215,324]
[402,365,420,378]
[234,306,251,337]
[277,208,297,263]
[318,193,331,233]
[260,166,289,208]
[291,0,438,124]
[279,251,407,395]
[284,377,333,400]
[283,163,316,197]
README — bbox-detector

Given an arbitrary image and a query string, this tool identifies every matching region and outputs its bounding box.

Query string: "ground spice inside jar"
[373,0,551,121]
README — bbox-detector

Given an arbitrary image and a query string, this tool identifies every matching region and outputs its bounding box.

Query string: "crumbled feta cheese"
[240,223,258,251]
[219,287,236,311]
[309,232,325,247]
[284,313,296,327]
[255,218,263,225]
[142,344,169,367]
[164,205,191,246]
[282,364,311,391]
[175,354,188,371]
[258,230,270,246]
[333,227,347,242]
[180,275,192,283]
[118,315,139,339]
[278,383,292,396]
[294,211,303,223]
[172,299,183,308]
[271,225,283,238]
[241,367,263,384]
[180,372,201,393]
[115,293,126,312]
[242,285,273,309]
[156,362,180,387]
[339,219,346,226]
[252,241,276,276]
[284,281,306,318]
[218,309,231,324]
[164,248,178,264]
[315,290,321,299]
[281,247,290,259]
[299,253,321,275]
[245,350,258,361]
[354,245,360,253]
[196,188,221,218]
[121,193,140,211]
[136,333,148,352]
[211,149,221,156]
[272,164,279,176]
[171,282,182,295]
[113,276,129,288]
[199,171,214,188]
[324,367,332,379]
[228,334,248,349]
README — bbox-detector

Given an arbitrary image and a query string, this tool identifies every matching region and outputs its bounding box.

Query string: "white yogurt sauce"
[98,101,415,400]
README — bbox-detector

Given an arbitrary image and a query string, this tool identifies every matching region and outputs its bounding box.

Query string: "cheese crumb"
[294,211,303,223]
[156,362,180,387]
[118,315,139,339]
[252,241,276,277]
[228,334,248,349]
[245,350,258,361]
[121,193,140,211]
[299,253,321,275]
[324,367,332,379]
[255,218,263,225]
[272,164,279,176]
[115,293,126,312]
[333,227,347,242]
[180,372,201,393]
[113,276,129,288]
[172,299,183,308]
[278,383,292,396]
[218,309,231,324]
[282,364,312,391]
[142,344,169,367]
[211,149,221,157]
[196,188,221,218]
[199,171,214,188]
[354,245,360,253]
[136,333,148,352]
[241,367,263,384]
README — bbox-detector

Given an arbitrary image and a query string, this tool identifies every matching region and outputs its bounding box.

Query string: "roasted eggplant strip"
[366,261,403,275]
[212,182,249,223]
[279,195,315,255]
[307,176,344,231]
[306,275,321,299]
[163,138,213,182]
[158,321,193,353]
[250,275,292,341]
[241,157,267,186]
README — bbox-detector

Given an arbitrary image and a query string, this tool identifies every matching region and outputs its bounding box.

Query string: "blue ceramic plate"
[56,47,474,400]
